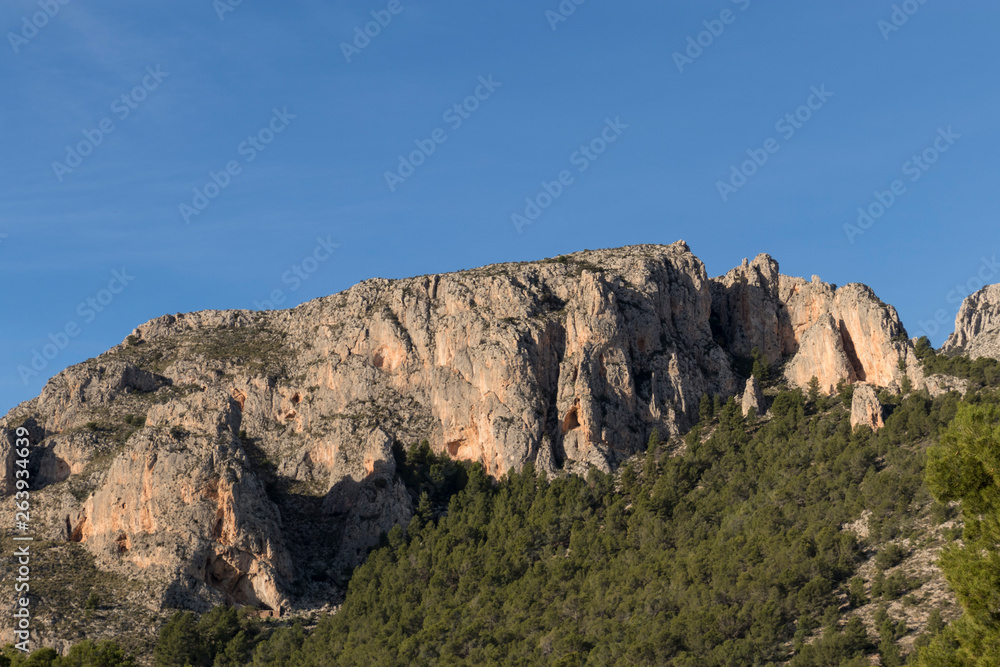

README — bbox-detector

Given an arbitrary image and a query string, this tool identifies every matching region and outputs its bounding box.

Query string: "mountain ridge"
[1,241,993,654]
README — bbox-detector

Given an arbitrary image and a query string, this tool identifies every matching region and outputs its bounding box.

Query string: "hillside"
[2,243,999,664]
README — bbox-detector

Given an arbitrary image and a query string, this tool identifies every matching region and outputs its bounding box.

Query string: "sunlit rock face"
[1,241,931,621]
[943,284,1000,360]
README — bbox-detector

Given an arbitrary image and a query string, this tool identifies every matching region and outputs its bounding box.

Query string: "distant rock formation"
[850,383,885,431]
[924,374,969,398]
[741,377,763,417]
[942,284,1000,360]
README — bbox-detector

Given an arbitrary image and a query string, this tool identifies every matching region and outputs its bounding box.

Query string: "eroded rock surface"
[943,284,1000,360]
[741,377,763,417]
[851,383,885,431]
[711,255,924,395]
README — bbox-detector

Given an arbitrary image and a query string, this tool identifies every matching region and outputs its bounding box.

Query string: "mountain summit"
[0,242,970,648]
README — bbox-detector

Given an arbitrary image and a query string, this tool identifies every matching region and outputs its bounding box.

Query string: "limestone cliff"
[711,254,923,394]
[942,284,1000,360]
[0,242,931,648]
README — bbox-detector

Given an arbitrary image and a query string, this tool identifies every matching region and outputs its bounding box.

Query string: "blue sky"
[2,0,998,413]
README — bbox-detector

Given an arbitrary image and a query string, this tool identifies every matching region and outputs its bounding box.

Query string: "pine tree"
[154,612,207,667]
[917,402,1000,665]
[808,376,821,405]
[699,393,714,423]
[751,346,769,384]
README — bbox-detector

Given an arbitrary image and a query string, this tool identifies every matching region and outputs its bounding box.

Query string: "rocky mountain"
[711,253,923,394]
[0,242,951,650]
[942,284,1000,360]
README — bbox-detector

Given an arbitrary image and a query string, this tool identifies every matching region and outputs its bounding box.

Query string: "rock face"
[72,389,293,612]
[851,384,885,431]
[711,255,923,394]
[0,242,930,644]
[943,284,1000,360]
[924,374,969,398]
[741,377,763,417]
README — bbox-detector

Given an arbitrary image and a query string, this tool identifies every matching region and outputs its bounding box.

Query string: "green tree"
[848,576,867,607]
[699,393,714,423]
[643,429,660,482]
[154,612,207,667]
[197,606,241,659]
[751,346,769,384]
[808,376,821,405]
[917,403,1000,665]
[837,380,854,405]
[58,640,136,667]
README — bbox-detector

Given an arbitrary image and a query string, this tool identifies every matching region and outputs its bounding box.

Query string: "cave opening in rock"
[562,407,580,433]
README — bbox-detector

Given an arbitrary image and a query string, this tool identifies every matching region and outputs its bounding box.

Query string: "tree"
[59,640,136,667]
[808,376,821,406]
[154,612,207,667]
[197,606,241,659]
[848,576,867,607]
[646,428,660,454]
[917,403,1000,665]
[837,380,854,405]
[699,393,714,423]
[914,336,934,360]
[18,648,59,667]
[644,429,660,481]
[751,346,769,384]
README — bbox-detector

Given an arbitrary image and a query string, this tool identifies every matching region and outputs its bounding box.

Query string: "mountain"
[0,242,980,657]
[942,283,1000,360]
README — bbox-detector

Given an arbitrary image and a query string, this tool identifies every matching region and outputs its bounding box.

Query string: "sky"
[2,0,998,414]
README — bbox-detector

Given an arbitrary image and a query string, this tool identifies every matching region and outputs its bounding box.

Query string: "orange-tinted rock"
[851,383,885,431]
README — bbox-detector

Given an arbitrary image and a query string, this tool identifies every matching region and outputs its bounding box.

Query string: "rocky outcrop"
[924,374,969,398]
[942,284,1000,360]
[851,384,885,431]
[741,377,763,417]
[62,389,292,612]
[712,258,923,395]
[0,241,933,644]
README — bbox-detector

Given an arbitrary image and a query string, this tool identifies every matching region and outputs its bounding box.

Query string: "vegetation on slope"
[10,365,1000,666]
[237,389,962,664]
[915,401,1000,665]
